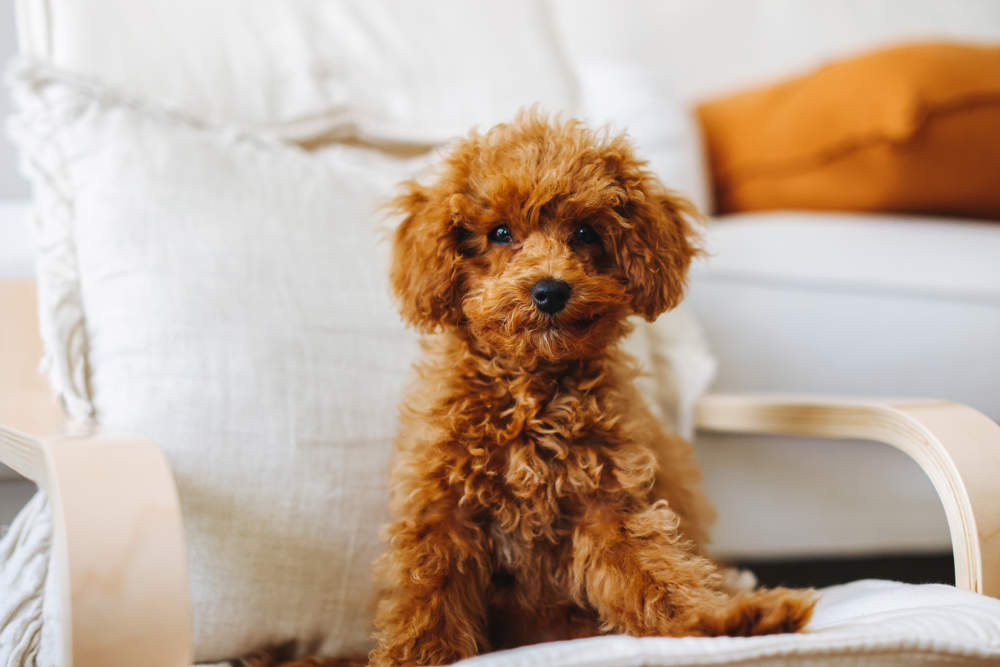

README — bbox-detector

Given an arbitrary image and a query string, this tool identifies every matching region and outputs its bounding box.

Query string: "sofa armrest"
[695,394,1000,598]
[0,425,192,667]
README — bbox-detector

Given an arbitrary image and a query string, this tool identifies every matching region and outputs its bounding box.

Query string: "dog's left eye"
[572,223,600,245]
[488,224,513,244]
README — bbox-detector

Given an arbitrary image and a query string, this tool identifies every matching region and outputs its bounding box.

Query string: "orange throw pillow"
[697,42,1000,220]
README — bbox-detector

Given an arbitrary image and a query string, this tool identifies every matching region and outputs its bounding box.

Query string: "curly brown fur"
[262,112,816,667]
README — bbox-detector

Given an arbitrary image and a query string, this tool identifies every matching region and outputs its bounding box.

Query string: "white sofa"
[6,0,999,559]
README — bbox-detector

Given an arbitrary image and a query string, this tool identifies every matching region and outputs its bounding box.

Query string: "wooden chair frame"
[1,393,998,666]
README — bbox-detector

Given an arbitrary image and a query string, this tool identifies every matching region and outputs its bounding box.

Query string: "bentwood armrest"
[0,425,192,667]
[695,394,1000,599]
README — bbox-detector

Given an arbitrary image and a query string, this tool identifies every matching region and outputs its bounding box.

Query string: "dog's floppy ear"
[389,181,465,331]
[614,176,702,321]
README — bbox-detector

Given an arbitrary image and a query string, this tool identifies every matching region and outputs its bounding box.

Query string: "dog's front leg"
[570,502,815,638]
[370,516,491,666]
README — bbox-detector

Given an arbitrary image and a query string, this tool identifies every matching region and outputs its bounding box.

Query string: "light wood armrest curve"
[695,394,1000,598]
[0,425,192,667]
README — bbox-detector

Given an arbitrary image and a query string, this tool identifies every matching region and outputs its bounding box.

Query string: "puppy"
[244,113,815,667]
[367,113,816,666]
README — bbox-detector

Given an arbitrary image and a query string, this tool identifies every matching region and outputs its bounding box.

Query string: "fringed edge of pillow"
[5,60,97,420]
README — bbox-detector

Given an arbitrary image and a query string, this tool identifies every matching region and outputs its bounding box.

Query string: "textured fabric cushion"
[455,580,1000,666]
[3,65,715,663]
[697,42,1000,218]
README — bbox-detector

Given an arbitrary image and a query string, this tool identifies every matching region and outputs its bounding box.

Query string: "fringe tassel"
[6,59,95,420]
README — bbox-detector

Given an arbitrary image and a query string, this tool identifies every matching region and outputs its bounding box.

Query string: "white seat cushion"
[457,580,1000,666]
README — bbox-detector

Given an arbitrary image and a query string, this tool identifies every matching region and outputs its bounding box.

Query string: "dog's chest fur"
[404,335,658,548]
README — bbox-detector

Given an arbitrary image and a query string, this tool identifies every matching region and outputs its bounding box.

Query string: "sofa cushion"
[549,0,1000,105]
[695,211,1000,300]
[690,212,1000,415]
[3,65,715,663]
[35,0,1000,125]
[23,0,577,146]
[697,42,1000,218]
[454,580,1000,666]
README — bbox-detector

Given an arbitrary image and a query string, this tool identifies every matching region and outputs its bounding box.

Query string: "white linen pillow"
[4,65,716,663]
[10,66,430,662]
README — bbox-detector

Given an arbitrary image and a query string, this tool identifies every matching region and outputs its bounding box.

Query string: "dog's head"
[390,112,701,365]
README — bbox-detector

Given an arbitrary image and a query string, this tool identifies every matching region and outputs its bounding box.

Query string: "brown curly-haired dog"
[251,113,815,667]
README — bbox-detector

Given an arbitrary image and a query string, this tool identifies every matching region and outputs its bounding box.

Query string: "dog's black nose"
[531,278,571,315]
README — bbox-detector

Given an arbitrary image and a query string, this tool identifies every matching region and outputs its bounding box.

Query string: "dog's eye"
[488,224,513,244]
[572,223,600,245]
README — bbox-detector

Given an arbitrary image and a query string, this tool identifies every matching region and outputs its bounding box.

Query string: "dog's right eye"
[488,224,513,244]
